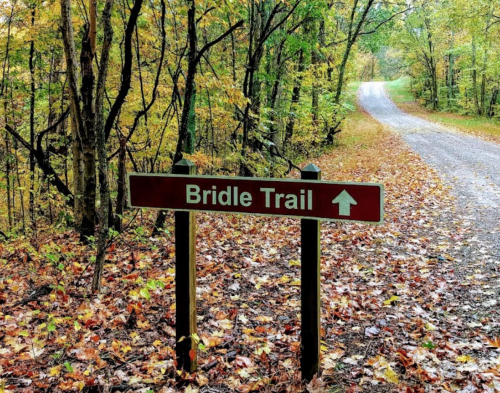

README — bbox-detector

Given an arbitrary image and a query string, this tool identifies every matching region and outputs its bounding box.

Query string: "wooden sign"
[127,160,384,382]
[128,173,383,224]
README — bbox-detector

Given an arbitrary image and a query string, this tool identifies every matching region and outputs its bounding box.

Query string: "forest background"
[0,0,500,287]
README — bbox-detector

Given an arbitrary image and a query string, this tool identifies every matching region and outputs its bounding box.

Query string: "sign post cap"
[174,159,196,175]
[176,159,196,167]
[302,163,321,173]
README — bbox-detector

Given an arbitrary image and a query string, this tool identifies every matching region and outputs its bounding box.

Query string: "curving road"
[359,82,500,256]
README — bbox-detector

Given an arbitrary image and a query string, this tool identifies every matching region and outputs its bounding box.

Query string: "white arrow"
[332,190,357,216]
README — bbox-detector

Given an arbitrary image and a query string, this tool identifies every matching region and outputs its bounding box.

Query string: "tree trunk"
[284,49,305,151]
[269,41,286,146]
[4,131,12,231]
[71,103,84,227]
[2,8,13,231]
[79,25,97,240]
[472,39,481,115]
[448,52,454,106]
[61,0,86,232]
[173,0,197,164]
[488,88,498,118]
[334,42,353,105]
[29,5,36,225]
[114,137,127,232]
[312,19,324,126]
[480,49,488,115]
[92,0,114,293]
[431,65,438,110]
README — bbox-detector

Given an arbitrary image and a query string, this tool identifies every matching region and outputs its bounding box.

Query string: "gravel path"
[359,82,500,262]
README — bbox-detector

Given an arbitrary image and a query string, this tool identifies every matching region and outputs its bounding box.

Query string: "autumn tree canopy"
[0,0,401,241]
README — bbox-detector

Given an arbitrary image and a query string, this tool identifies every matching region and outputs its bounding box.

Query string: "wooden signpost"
[127,160,384,381]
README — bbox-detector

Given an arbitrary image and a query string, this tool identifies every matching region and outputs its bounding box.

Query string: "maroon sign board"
[128,173,384,223]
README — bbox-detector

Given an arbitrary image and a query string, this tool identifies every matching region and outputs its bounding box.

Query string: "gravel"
[359,82,500,324]
[359,82,500,261]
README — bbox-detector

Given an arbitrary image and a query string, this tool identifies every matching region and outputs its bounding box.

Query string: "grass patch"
[385,77,500,142]
[426,113,500,139]
[345,80,362,109]
[384,77,414,104]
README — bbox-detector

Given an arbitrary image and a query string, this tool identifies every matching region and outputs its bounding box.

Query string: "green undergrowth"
[426,113,500,139]
[385,77,500,141]
[345,80,362,109]
[384,77,414,103]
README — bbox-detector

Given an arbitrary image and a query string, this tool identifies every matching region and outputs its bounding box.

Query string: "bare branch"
[195,19,244,64]
[104,0,144,141]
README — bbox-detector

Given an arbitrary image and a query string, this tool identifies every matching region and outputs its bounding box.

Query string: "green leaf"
[47,321,57,332]
[63,361,74,372]
[139,288,150,300]
[422,341,436,349]
[46,254,59,264]
[146,280,157,290]
[19,330,29,337]
[155,280,165,289]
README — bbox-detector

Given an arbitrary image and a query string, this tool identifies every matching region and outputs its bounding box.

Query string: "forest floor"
[2,107,500,392]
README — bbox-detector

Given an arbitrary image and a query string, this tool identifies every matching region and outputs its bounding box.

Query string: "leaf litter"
[1,116,500,392]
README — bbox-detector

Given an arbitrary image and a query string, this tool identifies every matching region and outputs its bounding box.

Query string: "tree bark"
[92,0,114,293]
[472,39,481,115]
[2,6,13,231]
[173,0,196,164]
[284,49,305,151]
[488,88,498,118]
[480,48,488,115]
[269,39,287,146]
[80,23,97,240]
[311,19,324,126]
[114,137,127,232]
[447,51,454,106]
[61,0,86,231]
[29,5,36,224]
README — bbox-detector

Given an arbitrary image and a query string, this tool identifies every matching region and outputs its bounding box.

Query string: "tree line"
[379,0,500,115]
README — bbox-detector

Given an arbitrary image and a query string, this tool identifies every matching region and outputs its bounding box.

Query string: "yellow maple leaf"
[121,345,132,354]
[153,340,162,347]
[49,365,62,376]
[456,355,474,363]
[72,381,85,391]
[279,275,291,283]
[383,295,399,305]
[384,365,399,383]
